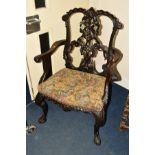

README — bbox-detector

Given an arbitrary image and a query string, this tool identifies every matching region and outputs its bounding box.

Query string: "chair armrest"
[34,39,66,63]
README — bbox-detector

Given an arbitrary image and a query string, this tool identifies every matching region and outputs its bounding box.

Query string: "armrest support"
[102,47,123,82]
[108,48,123,81]
[34,39,66,84]
[34,39,66,63]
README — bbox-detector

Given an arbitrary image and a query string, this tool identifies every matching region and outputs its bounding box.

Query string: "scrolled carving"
[62,8,86,21]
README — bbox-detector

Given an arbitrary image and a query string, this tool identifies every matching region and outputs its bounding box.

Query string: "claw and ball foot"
[38,114,47,124]
[94,129,101,145]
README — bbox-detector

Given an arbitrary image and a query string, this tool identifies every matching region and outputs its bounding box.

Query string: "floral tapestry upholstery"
[38,68,106,112]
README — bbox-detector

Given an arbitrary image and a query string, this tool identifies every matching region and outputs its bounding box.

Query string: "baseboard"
[26,101,34,108]
[115,79,129,90]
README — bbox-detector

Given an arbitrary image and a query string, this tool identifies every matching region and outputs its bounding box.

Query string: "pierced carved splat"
[62,7,123,79]
[78,8,106,73]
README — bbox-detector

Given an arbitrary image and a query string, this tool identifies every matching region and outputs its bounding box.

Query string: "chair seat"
[38,68,106,112]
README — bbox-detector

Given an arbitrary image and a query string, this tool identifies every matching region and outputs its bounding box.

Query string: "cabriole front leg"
[93,110,105,145]
[35,93,48,124]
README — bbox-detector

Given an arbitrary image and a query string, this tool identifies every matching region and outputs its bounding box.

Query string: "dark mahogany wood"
[34,40,66,83]
[62,7,123,79]
[33,7,123,145]
[35,93,48,123]
[93,110,105,145]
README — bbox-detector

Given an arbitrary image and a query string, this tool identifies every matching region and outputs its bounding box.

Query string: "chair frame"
[34,7,123,145]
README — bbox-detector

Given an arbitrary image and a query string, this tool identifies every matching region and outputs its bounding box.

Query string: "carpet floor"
[26,83,129,155]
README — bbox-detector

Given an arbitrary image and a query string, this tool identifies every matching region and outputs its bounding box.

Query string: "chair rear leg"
[35,93,48,124]
[93,110,105,145]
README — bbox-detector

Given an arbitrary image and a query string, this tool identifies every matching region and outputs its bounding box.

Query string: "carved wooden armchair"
[34,7,123,145]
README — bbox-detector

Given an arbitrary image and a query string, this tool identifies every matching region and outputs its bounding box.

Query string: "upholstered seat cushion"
[38,68,106,112]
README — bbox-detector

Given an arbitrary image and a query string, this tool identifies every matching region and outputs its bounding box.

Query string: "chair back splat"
[62,7,123,79]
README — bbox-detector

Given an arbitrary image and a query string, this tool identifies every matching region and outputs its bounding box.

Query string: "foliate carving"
[77,8,102,72]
